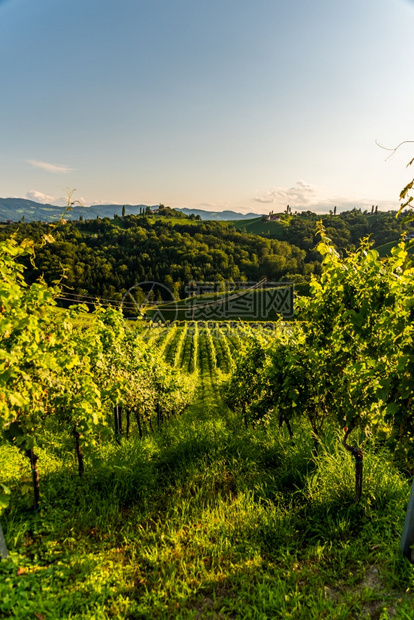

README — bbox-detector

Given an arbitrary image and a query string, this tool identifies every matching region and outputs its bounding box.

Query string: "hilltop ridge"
[0,198,261,223]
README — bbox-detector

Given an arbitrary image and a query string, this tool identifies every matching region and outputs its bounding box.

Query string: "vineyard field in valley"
[1,236,414,618]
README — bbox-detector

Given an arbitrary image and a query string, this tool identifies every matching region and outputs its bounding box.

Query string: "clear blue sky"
[1,0,414,213]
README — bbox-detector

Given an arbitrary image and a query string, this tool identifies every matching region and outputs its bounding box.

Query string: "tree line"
[0,208,410,308]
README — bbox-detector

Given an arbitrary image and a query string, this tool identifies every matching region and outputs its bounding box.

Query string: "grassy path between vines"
[1,347,414,618]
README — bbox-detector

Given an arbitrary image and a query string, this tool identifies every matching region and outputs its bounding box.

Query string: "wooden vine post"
[73,428,84,476]
[0,522,8,558]
[400,478,414,561]
[343,425,363,503]
[26,448,41,512]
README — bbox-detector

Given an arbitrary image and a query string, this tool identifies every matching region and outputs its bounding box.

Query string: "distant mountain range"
[177,207,260,221]
[0,198,261,223]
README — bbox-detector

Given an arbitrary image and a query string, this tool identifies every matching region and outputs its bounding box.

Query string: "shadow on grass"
[2,414,315,548]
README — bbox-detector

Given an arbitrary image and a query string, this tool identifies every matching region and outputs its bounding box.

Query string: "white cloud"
[26,190,56,204]
[25,190,87,207]
[253,181,399,214]
[26,159,74,174]
[88,200,110,206]
[254,195,275,204]
[254,180,317,208]
[306,198,398,214]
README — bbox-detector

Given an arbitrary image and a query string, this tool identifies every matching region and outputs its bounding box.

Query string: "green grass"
[137,215,202,226]
[376,240,400,258]
[375,239,414,258]
[1,328,414,618]
[231,217,288,239]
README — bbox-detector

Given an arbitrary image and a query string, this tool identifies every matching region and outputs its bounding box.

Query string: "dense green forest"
[0,208,411,307]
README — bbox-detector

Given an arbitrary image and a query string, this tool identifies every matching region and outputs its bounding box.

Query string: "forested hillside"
[0,215,312,301]
[0,208,411,305]
[235,209,412,250]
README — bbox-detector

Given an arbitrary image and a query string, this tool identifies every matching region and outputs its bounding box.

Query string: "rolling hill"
[231,216,288,239]
[0,198,262,223]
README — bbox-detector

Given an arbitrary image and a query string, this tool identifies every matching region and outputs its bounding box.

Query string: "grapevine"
[0,240,195,510]
[187,322,199,374]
